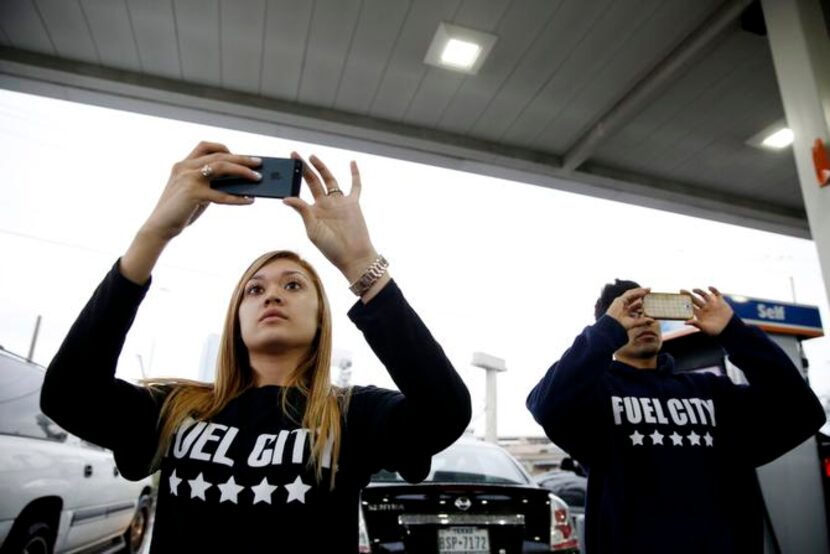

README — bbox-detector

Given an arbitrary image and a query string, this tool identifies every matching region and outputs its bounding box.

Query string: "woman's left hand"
[284,153,378,283]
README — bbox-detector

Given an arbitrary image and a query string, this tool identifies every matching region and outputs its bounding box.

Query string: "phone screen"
[643,293,694,320]
[210,157,302,198]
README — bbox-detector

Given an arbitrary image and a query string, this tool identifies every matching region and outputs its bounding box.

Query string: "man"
[527,280,825,553]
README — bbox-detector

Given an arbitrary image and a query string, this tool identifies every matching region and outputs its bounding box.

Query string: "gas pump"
[661,295,828,554]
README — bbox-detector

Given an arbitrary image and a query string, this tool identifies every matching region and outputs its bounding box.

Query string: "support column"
[472,352,507,443]
[762,0,830,305]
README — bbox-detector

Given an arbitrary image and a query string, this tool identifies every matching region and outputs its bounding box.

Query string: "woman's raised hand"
[140,141,262,241]
[283,153,379,284]
[121,142,261,284]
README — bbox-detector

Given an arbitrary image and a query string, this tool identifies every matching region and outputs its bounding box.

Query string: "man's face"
[615,305,663,360]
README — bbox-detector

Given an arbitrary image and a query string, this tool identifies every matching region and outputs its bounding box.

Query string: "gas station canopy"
[0,0,809,237]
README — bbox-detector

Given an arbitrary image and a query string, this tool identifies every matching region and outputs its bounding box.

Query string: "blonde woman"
[41,142,472,553]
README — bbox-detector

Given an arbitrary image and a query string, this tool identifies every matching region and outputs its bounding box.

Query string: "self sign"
[757,303,786,321]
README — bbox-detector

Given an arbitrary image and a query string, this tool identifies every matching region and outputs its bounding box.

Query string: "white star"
[687,431,701,446]
[629,430,644,446]
[217,475,244,504]
[188,472,212,501]
[284,475,312,504]
[650,430,664,445]
[703,432,714,447]
[168,469,182,496]
[669,432,683,446]
[251,477,278,505]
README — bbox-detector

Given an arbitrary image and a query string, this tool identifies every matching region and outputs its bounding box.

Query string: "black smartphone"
[210,157,302,198]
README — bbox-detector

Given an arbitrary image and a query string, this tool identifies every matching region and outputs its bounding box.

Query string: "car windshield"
[0,354,68,441]
[372,442,529,485]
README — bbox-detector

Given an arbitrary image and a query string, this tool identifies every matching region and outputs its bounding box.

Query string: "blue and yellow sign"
[724,295,823,338]
[662,295,823,340]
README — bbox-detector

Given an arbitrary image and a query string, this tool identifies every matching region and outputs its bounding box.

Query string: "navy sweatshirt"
[527,314,825,554]
[41,261,471,553]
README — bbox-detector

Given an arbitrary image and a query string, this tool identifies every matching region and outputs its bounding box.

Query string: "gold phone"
[643,293,694,320]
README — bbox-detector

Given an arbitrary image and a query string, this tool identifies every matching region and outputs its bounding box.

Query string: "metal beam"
[561,0,756,171]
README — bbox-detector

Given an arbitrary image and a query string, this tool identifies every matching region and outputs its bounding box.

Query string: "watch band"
[348,255,389,296]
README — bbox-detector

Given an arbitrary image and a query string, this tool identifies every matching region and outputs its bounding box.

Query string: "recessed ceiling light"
[424,22,497,75]
[747,121,794,150]
[441,38,481,69]
[761,128,794,149]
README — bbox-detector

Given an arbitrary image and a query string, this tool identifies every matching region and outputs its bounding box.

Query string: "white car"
[0,348,153,554]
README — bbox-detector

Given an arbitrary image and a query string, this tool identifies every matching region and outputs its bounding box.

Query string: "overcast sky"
[1,88,828,437]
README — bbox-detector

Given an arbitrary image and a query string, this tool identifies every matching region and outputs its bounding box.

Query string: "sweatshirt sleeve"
[526,315,629,465]
[40,260,167,479]
[715,315,826,467]
[346,280,472,483]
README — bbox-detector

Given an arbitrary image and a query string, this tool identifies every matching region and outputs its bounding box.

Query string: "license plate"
[438,527,490,553]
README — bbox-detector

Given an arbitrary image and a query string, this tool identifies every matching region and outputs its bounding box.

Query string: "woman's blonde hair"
[147,251,346,488]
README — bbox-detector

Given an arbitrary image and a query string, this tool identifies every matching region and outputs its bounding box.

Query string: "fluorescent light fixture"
[441,38,481,69]
[761,127,794,148]
[424,22,497,74]
[747,121,794,150]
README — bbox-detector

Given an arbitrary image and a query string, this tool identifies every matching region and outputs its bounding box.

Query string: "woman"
[41,142,472,552]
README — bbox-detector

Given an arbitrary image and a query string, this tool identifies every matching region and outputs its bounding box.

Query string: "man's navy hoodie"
[527,314,825,554]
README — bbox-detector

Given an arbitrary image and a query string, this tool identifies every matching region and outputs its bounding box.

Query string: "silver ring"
[326,188,343,196]
[200,164,214,179]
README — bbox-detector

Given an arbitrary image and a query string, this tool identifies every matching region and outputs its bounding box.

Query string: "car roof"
[450,436,504,449]
[534,471,587,486]
[0,348,47,402]
[0,347,46,369]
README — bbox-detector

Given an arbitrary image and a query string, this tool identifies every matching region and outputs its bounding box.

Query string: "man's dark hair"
[594,279,641,320]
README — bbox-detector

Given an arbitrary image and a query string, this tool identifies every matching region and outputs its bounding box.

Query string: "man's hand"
[681,287,734,336]
[606,287,655,330]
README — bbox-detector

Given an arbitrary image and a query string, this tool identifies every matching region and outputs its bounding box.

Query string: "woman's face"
[237,258,320,355]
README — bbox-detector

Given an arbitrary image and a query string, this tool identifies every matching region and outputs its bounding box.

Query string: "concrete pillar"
[472,352,507,443]
[762,0,830,306]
